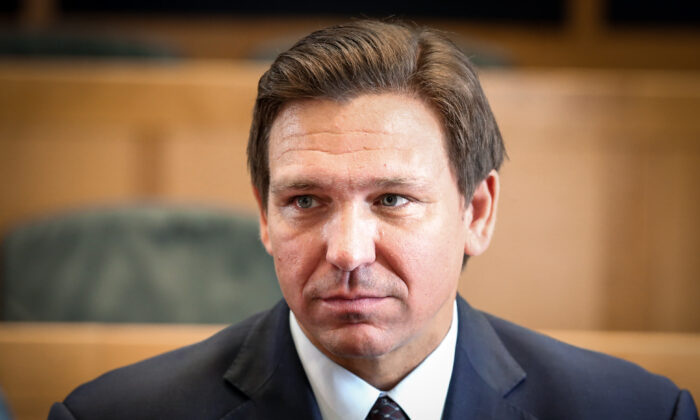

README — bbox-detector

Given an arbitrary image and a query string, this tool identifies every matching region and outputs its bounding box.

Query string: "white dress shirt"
[290,301,458,420]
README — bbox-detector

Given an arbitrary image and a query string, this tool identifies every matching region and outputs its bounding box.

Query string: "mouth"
[318,295,390,314]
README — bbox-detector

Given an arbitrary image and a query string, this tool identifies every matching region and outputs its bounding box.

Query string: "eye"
[294,195,317,209]
[379,194,408,207]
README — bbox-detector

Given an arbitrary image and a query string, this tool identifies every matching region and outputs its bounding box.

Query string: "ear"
[253,187,273,255]
[464,170,500,256]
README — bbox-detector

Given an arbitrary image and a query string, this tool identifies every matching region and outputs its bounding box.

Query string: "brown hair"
[247,19,505,208]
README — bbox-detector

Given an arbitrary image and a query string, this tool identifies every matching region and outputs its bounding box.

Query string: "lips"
[321,293,386,301]
[317,295,390,315]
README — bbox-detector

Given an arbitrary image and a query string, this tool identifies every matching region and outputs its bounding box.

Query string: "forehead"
[268,93,447,163]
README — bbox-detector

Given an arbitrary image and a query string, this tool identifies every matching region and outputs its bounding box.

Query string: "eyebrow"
[269,176,433,195]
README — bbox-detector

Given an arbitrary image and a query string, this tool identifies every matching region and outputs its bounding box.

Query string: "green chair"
[0,205,281,324]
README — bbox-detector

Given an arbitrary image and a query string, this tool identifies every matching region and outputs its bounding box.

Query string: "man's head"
[248,19,505,208]
[247,20,504,388]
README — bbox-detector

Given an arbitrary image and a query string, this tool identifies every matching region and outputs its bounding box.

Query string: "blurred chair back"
[0,205,281,324]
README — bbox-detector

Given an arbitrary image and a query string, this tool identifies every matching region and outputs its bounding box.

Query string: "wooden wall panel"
[645,153,700,331]
[0,61,265,232]
[159,127,256,212]
[0,125,139,228]
[463,71,700,331]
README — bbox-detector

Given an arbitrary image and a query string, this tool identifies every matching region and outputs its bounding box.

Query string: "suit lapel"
[219,297,535,420]
[443,297,536,420]
[221,300,322,420]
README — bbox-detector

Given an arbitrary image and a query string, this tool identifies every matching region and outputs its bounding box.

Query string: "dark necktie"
[366,395,409,420]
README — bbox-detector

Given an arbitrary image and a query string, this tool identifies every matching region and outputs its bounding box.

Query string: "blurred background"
[0,0,699,418]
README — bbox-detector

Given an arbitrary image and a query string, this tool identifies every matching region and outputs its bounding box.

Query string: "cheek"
[380,215,464,300]
[268,228,324,299]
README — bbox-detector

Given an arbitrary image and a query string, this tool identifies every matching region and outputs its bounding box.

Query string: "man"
[50,20,697,420]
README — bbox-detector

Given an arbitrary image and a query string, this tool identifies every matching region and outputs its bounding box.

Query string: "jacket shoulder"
[56,309,269,420]
[483,313,695,419]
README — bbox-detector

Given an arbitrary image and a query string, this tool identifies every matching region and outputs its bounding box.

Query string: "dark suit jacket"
[49,297,698,419]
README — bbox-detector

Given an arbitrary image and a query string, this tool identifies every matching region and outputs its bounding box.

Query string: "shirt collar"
[290,301,459,420]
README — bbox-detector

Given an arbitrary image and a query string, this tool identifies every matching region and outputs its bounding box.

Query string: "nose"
[325,204,377,272]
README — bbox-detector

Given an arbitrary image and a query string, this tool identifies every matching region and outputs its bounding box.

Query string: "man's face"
[258,93,469,364]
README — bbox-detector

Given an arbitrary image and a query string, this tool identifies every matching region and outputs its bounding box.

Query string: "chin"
[320,325,398,359]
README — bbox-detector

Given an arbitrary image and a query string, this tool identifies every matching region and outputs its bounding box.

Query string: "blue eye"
[380,194,408,207]
[295,196,315,209]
